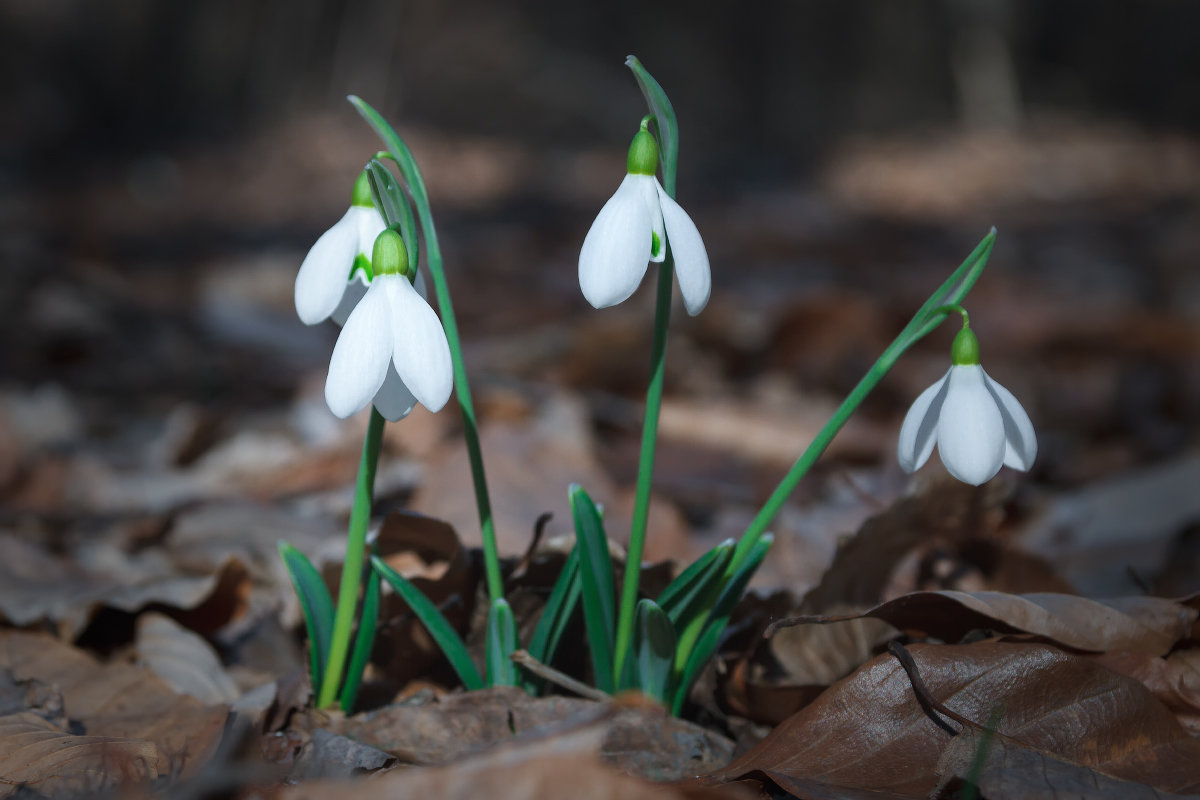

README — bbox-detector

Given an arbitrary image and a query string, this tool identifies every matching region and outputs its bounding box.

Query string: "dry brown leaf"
[705,642,1200,796]
[286,728,396,781]
[777,591,1197,656]
[0,631,227,780]
[936,725,1200,800]
[1018,452,1200,596]
[1092,650,1200,734]
[278,719,749,800]
[0,711,157,799]
[333,686,734,780]
[747,479,1007,721]
[0,526,250,640]
[135,612,240,704]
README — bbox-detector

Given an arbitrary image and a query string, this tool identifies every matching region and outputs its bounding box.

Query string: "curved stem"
[318,406,385,708]
[351,97,503,604]
[418,209,504,602]
[730,231,997,573]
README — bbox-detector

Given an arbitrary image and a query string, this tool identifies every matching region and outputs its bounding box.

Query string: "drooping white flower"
[897,326,1036,485]
[578,123,710,315]
[295,170,386,326]
[324,229,453,421]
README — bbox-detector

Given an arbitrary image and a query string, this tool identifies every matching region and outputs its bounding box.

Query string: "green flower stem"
[730,231,996,572]
[318,406,385,708]
[419,207,503,603]
[729,348,895,571]
[350,96,502,605]
[611,58,680,679]
[613,252,675,677]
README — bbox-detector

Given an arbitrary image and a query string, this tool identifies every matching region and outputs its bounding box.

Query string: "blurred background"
[3,0,1199,598]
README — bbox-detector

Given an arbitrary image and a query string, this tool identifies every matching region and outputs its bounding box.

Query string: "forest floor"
[2,112,1200,798]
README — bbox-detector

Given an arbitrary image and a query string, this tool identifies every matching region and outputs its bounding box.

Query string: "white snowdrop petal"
[386,276,454,412]
[330,270,370,327]
[296,208,360,325]
[352,205,387,255]
[373,363,418,421]
[897,370,951,474]
[639,176,667,263]
[579,175,653,309]
[656,183,711,315]
[936,365,1007,485]
[983,369,1038,471]
[325,281,392,419]
[414,266,429,299]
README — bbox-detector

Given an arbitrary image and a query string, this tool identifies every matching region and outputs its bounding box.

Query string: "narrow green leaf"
[656,538,734,628]
[485,598,518,687]
[338,559,380,712]
[350,97,432,212]
[672,534,773,715]
[632,599,676,703]
[524,547,582,689]
[570,484,616,694]
[365,159,419,269]
[625,56,679,196]
[898,229,996,350]
[278,541,335,691]
[370,555,484,690]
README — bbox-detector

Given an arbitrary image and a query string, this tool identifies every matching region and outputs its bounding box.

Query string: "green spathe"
[351,169,374,208]
[626,125,660,176]
[951,327,981,366]
[372,228,410,277]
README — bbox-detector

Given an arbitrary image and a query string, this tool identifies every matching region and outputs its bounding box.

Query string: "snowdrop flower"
[325,229,452,421]
[579,120,710,315]
[295,170,386,327]
[897,324,1036,485]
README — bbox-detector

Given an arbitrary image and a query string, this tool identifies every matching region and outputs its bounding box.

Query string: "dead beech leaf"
[0,711,157,799]
[0,527,250,640]
[1092,650,1200,734]
[936,725,1200,800]
[746,479,1006,722]
[279,719,749,800]
[0,631,227,779]
[334,686,734,780]
[777,591,1196,656]
[135,612,240,704]
[706,642,1200,796]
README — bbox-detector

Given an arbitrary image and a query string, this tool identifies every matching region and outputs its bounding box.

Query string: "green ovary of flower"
[372,228,410,278]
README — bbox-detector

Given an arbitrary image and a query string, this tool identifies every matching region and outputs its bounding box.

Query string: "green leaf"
[672,534,773,715]
[485,598,518,687]
[370,555,484,690]
[656,538,734,628]
[350,97,433,219]
[523,547,582,693]
[632,599,676,703]
[278,541,335,691]
[625,56,679,196]
[338,558,380,712]
[898,229,996,351]
[570,484,616,694]
[365,159,420,270]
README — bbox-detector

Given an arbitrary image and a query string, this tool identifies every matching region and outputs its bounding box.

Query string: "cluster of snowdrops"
[280,58,1036,716]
